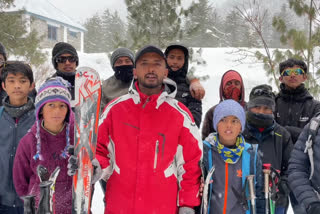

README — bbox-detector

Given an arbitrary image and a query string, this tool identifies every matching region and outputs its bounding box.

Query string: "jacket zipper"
[154,140,159,169]
[142,97,150,108]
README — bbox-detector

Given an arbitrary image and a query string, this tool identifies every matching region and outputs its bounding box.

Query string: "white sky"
[48,0,222,24]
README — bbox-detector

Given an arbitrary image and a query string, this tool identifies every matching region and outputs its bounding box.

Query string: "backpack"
[304,113,320,180]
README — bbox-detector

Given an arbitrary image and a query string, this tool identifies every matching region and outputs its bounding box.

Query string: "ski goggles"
[251,88,274,98]
[281,68,305,76]
[56,56,78,63]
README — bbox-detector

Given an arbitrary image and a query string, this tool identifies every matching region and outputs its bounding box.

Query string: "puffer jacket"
[275,83,320,143]
[96,78,202,214]
[288,114,320,212]
[0,103,35,207]
[201,70,246,140]
[201,134,264,214]
[13,115,74,214]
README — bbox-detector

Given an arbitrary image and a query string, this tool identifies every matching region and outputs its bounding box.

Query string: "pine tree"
[125,0,197,49]
[84,9,127,53]
[0,0,45,65]
[224,10,243,47]
[182,0,223,47]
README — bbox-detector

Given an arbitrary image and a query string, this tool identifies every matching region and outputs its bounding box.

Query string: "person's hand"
[67,155,78,176]
[179,207,195,214]
[91,158,102,184]
[190,79,205,100]
[199,176,204,196]
[307,202,320,214]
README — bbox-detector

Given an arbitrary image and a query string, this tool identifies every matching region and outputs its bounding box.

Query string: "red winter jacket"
[96,79,202,214]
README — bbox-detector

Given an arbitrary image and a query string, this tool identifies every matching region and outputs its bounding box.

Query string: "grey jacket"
[100,75,131,111]
[0,106,35,207]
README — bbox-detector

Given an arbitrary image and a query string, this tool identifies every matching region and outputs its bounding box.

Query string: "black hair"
[279,58,308,75]
[1,61,34,84]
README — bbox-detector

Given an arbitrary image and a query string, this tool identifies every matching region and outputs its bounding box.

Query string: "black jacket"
[288,117,320,211]
[243,122,293,206]
[274,83,320,143]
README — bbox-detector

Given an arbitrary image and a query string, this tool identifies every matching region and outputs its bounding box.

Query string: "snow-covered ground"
[34,48,293,213]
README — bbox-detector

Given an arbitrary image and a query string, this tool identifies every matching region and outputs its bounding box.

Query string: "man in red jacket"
[96,45,203,214]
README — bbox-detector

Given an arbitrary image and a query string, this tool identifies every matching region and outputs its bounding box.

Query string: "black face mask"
[114,65,134,83]
[247,111,274,128]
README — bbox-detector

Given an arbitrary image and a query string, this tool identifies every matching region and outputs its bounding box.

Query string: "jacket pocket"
[154,140,159,170]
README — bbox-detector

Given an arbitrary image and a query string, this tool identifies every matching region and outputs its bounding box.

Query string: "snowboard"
[73,67,101,214]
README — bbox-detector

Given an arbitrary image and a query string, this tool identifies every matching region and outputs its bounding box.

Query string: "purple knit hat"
[33,77,72,160]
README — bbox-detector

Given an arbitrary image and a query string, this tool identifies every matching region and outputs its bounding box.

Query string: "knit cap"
[0,42,7,61]
[33,77,72,160]
[248,84,275,111]
[52,42,78,69]
[110,48,134,70]
[213,99,246,132]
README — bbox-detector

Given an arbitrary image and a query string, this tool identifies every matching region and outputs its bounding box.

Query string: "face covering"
[247,111,274,128]
[114,65,134,83]
[224,85,241,101]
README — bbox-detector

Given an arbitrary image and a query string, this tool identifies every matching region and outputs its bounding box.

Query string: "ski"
[263,164,271,214]
[72,67,101,214]
[247,175,256,214]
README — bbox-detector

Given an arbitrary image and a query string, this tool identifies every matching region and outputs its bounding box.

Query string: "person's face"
[42,101,68,133]
[250,105,273,115]
[166,49,185,71]
[133,52,168,95]
[224,79,241,91]
[2,72,34,106]
[217,116,242,147]
[114,56,133,67]
[279,65,307,89]
[56,53,77,73]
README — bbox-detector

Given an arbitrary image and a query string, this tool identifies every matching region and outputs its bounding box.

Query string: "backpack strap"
[304,114,320,180]
[203,140,213,214]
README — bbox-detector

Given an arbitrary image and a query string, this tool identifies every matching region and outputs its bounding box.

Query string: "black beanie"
[248,84,275,111]
[110,48,134,71]
[135,45,165,66]
[52,42,78,69]
[0,42,7,61]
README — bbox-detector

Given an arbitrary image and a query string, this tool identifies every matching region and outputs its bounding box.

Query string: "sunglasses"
[281,68,305,76]
[56,56,78,64]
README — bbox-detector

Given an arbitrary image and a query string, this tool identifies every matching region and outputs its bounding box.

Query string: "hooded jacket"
[165,44,202,127]
[13,114,74,214]
[275,83,320,144]
[96,78,202,214]
[201,70,246,140]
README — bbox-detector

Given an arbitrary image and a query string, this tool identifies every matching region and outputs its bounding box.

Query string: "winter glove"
[190,79,205,100]
[91,158,102,184]
[178,207,195,214]
[224,85,241,101]
[307,202,320,214]
[67,155,78,176]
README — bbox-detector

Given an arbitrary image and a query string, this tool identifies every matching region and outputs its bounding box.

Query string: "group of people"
[0,40,319,214]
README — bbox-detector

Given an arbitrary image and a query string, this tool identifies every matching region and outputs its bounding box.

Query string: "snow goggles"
[281,68,305,76]
[251,88,274,98]
[56,56,78,63]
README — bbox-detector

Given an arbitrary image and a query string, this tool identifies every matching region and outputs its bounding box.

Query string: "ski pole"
[247,175,256,214]
[22,195,36,214]
[263,164,271,214]
[37,180,53,214]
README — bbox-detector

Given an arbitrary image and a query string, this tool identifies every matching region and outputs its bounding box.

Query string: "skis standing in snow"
[202,100,265,214]
[13,77,74,214]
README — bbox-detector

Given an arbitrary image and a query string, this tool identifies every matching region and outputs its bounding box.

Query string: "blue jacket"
[0,106,35,207]
[201,134,264,214]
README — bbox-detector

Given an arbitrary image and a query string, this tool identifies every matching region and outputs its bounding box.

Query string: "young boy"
[275,58,320,144]
[202,99,264,214]
[275,58,320,213]
[243,84,293,214]
[165,44,202,127]
[0,61,35,214]
[202,70,246,140]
